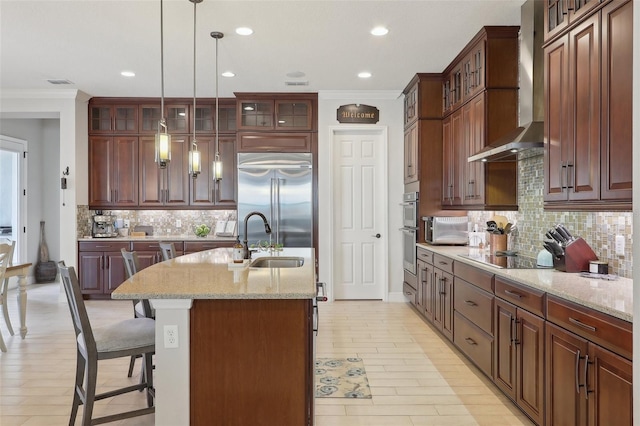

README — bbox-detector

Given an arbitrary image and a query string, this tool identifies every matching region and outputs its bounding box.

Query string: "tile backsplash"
[468,154,632,278]
[77,206,237,238]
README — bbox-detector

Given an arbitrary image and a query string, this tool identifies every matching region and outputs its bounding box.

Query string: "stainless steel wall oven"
[400,192,419,274]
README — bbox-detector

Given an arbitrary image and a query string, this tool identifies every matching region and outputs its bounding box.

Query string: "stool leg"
[2,278,14,335]
[144,352,154,408]
[81,357,98,426]
[127,355,136,377]
[69,352,85,426]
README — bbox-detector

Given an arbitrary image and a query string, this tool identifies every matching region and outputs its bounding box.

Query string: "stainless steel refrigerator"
[237,152,313,248]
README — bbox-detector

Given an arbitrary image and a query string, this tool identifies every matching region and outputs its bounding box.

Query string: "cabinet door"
[600,0,632,202]
[404,83,418,125]
[165,104,190,134]
[494,299,517,399]
[516,309,545,426]
[588,343,632,426]
[112,136,138,206]
[104,252,127,293]
[216,137,237,206]
[164,136,189,206]
[433,268,453,341]
[544,34,571,202]
[568,14,600,202]
[238,100,274,129]
[88,136,114,206]
[78,252,103,294]
[139,104,161,134]
[90,105,138,133]
[136,251,160,271]
[275,100,312,130]
[189,136,237,207]
[404,122,419,184]
[442,111,463,206]
[416,259,426,315]
[139,136,164,206]
[423,261,435,322]
[463,97,485,205]
[546,323,589,426]
[189,137,216,205]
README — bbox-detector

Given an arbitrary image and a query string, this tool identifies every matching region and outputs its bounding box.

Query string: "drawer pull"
[504,289,523,299]
[464,337,477,346]
[575,350,582,393]
[404,291,413,296]
[569,317,597,332]
[95,245,111,249]
[464,300,478,307]
[438,261,449,266]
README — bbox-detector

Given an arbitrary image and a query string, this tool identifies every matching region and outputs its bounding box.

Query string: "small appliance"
[92,214,118,238]
[423,216,468,245]
[400,192,419,275]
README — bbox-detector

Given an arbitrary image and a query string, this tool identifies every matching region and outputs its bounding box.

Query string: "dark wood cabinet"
[403,122,419,184]
[139,136,190,207]
[189,136,237,207]
[237,132,312,153]
[544,0,632,210]
[184,241,234,254]
[77,241,129,297]
[494,298,545,425]
[415,253,435,323]
[236,95,314,131]
[544,0,602,43]
[88,136,139,208]
[90,104,138,134]
[432,255,454,341]
[440,27,519,211]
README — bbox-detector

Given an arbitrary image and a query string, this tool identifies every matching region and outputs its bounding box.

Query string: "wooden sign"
[337,104,379,124]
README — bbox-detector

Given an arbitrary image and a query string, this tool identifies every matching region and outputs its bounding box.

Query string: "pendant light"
[188,0,203,178]
[211,31,224,181]
[155,0,171,168]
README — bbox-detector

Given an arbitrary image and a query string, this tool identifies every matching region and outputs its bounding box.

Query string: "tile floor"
[0,283,533,426]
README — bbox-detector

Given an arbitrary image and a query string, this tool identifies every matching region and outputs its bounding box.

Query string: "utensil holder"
[489,234,507,254]
[552,237,598,272]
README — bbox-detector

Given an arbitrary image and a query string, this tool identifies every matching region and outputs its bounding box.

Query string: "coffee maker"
[92,212,118,238]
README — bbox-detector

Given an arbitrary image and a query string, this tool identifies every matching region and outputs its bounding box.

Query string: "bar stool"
[58,263,155,425]
[0,241,15,352]
[159,241,176,261]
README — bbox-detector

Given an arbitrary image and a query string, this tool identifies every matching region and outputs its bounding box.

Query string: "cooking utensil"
[556,224,574,242]
[544,240,564,258]
[548,228,566,245]
[503,223,513,234]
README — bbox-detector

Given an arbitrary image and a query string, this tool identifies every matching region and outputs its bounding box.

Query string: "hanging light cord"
[160,0,165,123]
[214,35,220,161]
[192,0,197,149]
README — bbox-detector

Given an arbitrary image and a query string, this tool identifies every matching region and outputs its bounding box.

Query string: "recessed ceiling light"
[358,72,372,79]
[371,26,389,36]
[236,27,253,36]
[222,71,235,78]
[120,71,135,77]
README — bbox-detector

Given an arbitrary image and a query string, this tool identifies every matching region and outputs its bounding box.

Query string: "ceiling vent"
[47,79,74,85]
[284,81,309,86]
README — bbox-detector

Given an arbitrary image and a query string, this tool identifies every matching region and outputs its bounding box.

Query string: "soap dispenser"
[233,237,245,263]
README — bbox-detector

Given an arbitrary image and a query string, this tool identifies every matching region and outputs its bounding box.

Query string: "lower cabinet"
[546,296,633,426]
[432,257,454,341]
[494,298,545,425]
[184,240,234,254]
[77,241,130,297]
[416,256,435,322]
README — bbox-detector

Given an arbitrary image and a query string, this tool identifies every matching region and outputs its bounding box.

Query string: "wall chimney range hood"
[469,0,544,163]
[468,121,544,162]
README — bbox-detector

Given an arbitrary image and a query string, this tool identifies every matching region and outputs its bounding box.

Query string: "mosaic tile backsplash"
[77,206,237,239]
[468,155,632,278]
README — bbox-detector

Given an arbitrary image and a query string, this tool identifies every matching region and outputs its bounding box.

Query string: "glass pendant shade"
[189,143,201,177]
[213,156,223,181]
[155,122,171,168]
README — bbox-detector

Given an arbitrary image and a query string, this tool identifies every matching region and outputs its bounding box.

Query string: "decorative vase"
[35,221,57,283]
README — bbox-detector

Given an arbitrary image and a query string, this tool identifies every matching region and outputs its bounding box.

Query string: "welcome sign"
[337,104,379,124]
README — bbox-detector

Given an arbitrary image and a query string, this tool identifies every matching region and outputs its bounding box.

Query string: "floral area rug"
[315,357,372,398]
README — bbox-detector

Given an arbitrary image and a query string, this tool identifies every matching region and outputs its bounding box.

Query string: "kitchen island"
[112,247,317,426]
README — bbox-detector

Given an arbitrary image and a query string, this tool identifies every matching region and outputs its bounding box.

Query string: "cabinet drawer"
[455,261,494,293]
[78,241,130,252]
[495,277,545,317]
[403,281,417,306]
[454,312,493,377]
[416,248,433,264]
[433,254,454,274]
[454,278,494,335]
[184,241,234,252]
[131,241,161,251]
[547,295,632,360]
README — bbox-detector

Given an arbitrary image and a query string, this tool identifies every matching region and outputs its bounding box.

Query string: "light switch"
[615,235,625,255]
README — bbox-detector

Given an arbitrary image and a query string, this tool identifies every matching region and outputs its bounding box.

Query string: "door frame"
[326,125,389,301]
[0,134,28,265]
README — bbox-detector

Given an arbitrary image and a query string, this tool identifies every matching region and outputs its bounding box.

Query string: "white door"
[0,135,28,264]
[332,128,387,300]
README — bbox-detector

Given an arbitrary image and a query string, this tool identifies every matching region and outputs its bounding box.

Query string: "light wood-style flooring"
[0,283,533,425]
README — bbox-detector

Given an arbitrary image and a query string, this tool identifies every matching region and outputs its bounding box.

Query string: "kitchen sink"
[250,256,304,268]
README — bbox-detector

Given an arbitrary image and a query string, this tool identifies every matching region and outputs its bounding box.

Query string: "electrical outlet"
[618,216,626,227]
[176,219,182,228]
[124,219,130,228]
[615,235,625,256]
[164,325,179,349]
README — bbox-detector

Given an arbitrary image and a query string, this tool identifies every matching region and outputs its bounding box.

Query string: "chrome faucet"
[243,212,272,259]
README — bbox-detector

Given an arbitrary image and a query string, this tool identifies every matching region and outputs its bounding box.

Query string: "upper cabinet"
[235,93,316,132]
[543,0,632,210]
[88,97,238,210]
[441,26,520,211]
[544,0,601,43]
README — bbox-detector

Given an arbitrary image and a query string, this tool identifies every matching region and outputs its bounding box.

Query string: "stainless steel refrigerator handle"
[276,178,284,245]
[270,178,276,244]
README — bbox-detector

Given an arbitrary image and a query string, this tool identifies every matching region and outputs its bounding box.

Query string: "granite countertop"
[79,235,237,242]
[417,243,633,322]
[112,247,316,300]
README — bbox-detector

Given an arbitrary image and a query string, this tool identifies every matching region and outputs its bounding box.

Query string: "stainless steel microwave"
[423,216,468,245]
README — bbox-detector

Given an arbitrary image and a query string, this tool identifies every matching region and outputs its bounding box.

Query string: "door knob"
[372,233,381,238]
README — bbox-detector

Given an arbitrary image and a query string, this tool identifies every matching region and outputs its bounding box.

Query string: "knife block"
[552,237,598,272]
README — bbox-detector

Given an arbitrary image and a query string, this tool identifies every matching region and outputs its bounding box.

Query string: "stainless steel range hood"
[469,0,544,163]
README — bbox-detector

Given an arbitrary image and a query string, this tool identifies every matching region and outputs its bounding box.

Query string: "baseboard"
[387,291,410,303]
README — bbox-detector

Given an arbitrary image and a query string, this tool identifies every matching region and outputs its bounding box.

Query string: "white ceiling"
[0,0,525,99]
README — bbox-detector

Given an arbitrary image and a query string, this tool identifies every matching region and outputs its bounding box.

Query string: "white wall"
[317,90,404,299]
[0,89,90,278]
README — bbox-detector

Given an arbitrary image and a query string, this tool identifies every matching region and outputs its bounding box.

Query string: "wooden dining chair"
[158,241,176,261]
[57,262,155,425]
[0,241,15,352]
